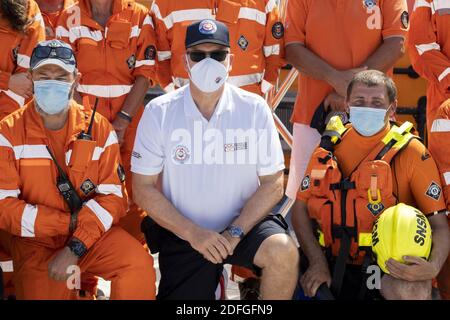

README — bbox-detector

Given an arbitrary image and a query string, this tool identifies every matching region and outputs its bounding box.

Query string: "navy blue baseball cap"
[30,39,76,73]
[185,19,230,49]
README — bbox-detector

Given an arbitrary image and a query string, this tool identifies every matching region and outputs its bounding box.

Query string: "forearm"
[0,199,70,238]
[362,37,405,72]
[120,76,150,117]
[429,216,450,275]
[292,201,327,264]
[285,43,337,83]
[133,181,202,239]
[231,172,284,235]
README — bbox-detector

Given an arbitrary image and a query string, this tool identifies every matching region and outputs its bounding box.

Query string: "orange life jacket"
[303,117,418,265]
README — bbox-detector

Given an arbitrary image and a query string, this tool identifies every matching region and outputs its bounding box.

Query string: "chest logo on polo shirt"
[127,54,136,69]
[363,0,377,9]
[80,178,96,196]
[425,181,442,201]
[238,35,249,51]
[172,145,190,164]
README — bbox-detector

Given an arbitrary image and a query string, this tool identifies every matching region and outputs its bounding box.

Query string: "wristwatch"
[67,237,88,258]
[226,225,245,239]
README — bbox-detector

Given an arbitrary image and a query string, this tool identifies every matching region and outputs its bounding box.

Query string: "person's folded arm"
[408,1,450,91]
[362,0,408,72]
[0,138,70,238]
[72,129,128,250]
[362,37,405,72]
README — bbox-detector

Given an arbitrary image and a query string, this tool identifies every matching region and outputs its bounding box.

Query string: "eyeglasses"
[187,50,228,62]
[30,46,75,68]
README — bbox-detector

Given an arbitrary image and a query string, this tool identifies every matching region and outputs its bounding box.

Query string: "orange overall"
[56,0,157,242]
[0,100,155,299]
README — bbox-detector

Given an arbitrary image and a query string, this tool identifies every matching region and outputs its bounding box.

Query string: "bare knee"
[254,234,299,271]
[381,275,431,300]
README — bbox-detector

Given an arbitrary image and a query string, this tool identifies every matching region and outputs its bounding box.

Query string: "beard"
[0,0,30,32]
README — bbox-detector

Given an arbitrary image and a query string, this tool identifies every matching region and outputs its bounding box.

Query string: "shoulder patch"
[301,175,310,191]
[272,22,284,39]
[144,45,156,60]
[80,179,96,196]
[237,35,249,51]
[425,181,441,201]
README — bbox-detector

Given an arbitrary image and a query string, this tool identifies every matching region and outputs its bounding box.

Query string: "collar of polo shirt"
[184,84,233,119]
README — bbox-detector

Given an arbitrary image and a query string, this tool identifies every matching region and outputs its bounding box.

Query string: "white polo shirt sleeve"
[255,99,285,176]
[131,104,165,176]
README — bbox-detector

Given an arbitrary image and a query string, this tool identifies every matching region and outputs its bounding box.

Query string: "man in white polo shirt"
[132,19,299,300]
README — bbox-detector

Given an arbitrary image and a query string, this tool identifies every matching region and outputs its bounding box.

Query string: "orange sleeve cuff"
[73,226,96,250]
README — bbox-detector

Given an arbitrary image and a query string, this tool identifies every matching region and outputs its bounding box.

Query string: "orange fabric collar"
[24,99,90,147]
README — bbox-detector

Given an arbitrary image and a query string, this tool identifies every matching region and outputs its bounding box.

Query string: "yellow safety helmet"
[372,203,432,274]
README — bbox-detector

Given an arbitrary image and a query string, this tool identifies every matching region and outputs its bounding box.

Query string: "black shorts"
[299,250,383,300]
[142,214,290,300]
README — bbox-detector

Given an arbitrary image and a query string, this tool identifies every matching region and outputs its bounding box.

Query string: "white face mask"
[349,106,389,137]
[187,56,229,93]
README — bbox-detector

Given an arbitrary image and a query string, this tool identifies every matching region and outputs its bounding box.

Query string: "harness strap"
[331,230,351,296]
[330,180,356,191]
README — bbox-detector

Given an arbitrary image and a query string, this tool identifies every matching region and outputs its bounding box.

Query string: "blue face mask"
[34,80,73,115]
[349,106,389,137]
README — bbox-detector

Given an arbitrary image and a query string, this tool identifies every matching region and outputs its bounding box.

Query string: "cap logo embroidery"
[199,20,217,34]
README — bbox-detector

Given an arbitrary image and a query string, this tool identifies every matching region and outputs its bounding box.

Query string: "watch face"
[229,226,243,238]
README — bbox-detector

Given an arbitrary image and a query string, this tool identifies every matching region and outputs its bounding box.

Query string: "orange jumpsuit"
[0,100,155,300]
[56,0,157,242]
[0,0,46,120]
[38,0,74,39]
[428,98,450,300]
[151,0,285,95]
[408,0,450,133]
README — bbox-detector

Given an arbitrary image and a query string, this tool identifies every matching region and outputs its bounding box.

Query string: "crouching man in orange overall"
[0,40,155,300]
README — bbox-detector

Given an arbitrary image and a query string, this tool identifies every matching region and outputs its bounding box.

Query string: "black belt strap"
[331,230,351,296]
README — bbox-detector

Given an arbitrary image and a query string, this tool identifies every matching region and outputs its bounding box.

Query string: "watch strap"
[67,237,87,258]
